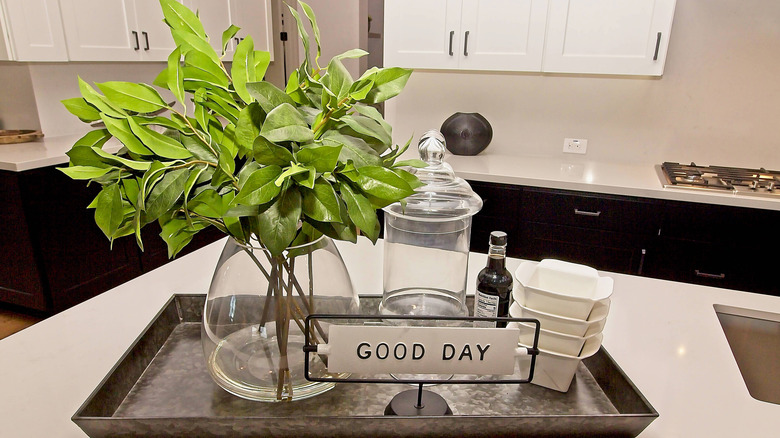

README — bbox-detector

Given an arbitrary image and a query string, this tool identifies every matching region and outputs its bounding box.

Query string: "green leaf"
[260,103,314,143]
[322,57,353,101]
[299,1,322,65]
[91,146,151,171]
[296,144,341,173]
[257,187,302,256]
[232,36,255,104]
[254,50,271,80]
[160,0,207,38]
[275,163,310,187]
[340,182,379,241]
[189,189,233,218]
[353,166,415,200]
[180,133,217,163]
[253,136,295,166]
[94,183,124,240]
[217,143,235,177]
[78,77,126,118]
[302,179,341,222]
[101,115,152,155]
[62,97,101,122]
[144,168,190,222]
[167,47,186,105]
[172,28,221,65]
[73,129,112,149]
[97,81,169,114]
[58,165,114,180]
[67,145,109,168]
[123,178,141,208]
[127,117,192,159]
[138,161,169,210]
[246,81,295,113]
[392,167,424,190]
[341,114,392,148]
[333,48,369,61]
[287,6,311,70]
[221,24,241,55]
[183,50,230,88]
[362,67,413,104]
[233,165,283,206]
[392,159,428,169]
[234,102,264,156]
[321,131,381,168]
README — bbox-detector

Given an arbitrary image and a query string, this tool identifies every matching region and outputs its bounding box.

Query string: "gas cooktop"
[660,162,780,198]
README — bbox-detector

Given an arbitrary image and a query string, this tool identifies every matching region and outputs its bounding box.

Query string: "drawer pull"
[695,270,725,280]
[574,208,601,217]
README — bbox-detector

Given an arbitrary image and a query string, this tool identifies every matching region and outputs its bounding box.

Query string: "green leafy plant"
[60,0,422,258]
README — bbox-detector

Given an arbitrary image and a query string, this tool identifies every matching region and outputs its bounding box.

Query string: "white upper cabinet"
[0,0,68,61]
[384,0,546,72]
[188,0,274,61]
[384,0,676,76]
[543,0,677,76]
[60,0,179,61]
[230,0,273,61]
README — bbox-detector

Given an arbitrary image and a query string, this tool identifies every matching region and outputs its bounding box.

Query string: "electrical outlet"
[563,138,588,154]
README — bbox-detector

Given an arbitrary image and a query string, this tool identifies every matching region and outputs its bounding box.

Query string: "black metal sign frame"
[303,314,540,385]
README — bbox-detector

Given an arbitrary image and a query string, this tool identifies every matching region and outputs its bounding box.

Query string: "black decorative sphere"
[440,112,493,156]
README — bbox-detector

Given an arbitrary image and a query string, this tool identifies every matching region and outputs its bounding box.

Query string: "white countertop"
[1,237,778,437]
[3,135,779,211]
[0,133,122,172]
[446,152,780,211]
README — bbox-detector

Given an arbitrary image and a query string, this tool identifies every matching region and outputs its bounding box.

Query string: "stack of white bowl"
[510,259,613,392]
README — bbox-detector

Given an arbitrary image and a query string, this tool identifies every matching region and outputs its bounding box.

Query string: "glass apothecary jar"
[380,130,483,319]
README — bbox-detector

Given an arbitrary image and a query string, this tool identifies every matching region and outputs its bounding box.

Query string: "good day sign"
[318,325,528,375]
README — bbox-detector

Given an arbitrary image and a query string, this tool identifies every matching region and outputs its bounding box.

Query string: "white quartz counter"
[446,152,780,211]
[4,136,780,211]
[1,237,778,437]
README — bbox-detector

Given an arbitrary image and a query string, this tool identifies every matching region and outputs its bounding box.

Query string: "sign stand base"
[384,384,453,416]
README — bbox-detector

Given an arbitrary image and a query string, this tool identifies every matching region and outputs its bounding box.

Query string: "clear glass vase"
[202,236,359,402]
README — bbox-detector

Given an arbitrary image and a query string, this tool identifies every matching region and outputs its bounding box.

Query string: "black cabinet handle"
[638,249,646,275]
[448,30,454,56]
[142,31,149,51]
[695,270,725,280]
[653,32,662,61]
[132,31,139,50]
[574,208,601,217]
[463,30,470,56]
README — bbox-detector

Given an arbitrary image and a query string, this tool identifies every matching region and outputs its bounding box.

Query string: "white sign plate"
[320,325,523,375]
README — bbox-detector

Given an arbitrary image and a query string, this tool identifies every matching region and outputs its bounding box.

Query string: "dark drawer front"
[646,238,776,295]
[660,201,778,243]
[523,188,660,235]
[521,221,650,275]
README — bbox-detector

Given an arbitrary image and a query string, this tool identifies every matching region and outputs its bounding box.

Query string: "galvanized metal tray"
[73,294,657,437]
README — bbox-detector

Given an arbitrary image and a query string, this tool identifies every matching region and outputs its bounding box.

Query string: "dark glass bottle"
[475,231,513,328]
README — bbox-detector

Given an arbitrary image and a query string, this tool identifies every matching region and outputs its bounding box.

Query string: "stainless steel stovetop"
[660,162,780,198]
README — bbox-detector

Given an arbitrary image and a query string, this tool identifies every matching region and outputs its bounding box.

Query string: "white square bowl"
[516,333,603,392]
[513,260,614,320]
[509,300,609,337]
[509,320,603,356]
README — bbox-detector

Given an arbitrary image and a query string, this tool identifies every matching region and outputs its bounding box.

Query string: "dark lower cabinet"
[467,180,779,297]
[643,201,778,295]
[0,166,222,314]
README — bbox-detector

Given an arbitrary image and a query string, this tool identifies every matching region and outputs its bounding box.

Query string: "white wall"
[0,62,39,130]
[384,0,780,169]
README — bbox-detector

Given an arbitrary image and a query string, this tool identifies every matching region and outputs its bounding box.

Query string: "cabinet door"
[1,0,68,61]
[60,0,140,61]
[543,0,676,76]
[133,0,178,60]
[458,0,548,72]
[230,0,274,61]
[384,0,462,70]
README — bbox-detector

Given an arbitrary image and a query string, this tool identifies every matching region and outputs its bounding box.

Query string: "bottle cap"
[489,231,507,246]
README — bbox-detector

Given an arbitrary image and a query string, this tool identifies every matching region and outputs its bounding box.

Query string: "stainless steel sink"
[715,304,780,405]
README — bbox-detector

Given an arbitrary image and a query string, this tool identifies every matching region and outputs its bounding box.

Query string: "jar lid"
[384,130,483,221]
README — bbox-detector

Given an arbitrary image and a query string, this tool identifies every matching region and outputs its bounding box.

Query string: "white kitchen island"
[1,237,779,437]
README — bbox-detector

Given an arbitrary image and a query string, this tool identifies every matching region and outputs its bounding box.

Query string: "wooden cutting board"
[0,129,44,144]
